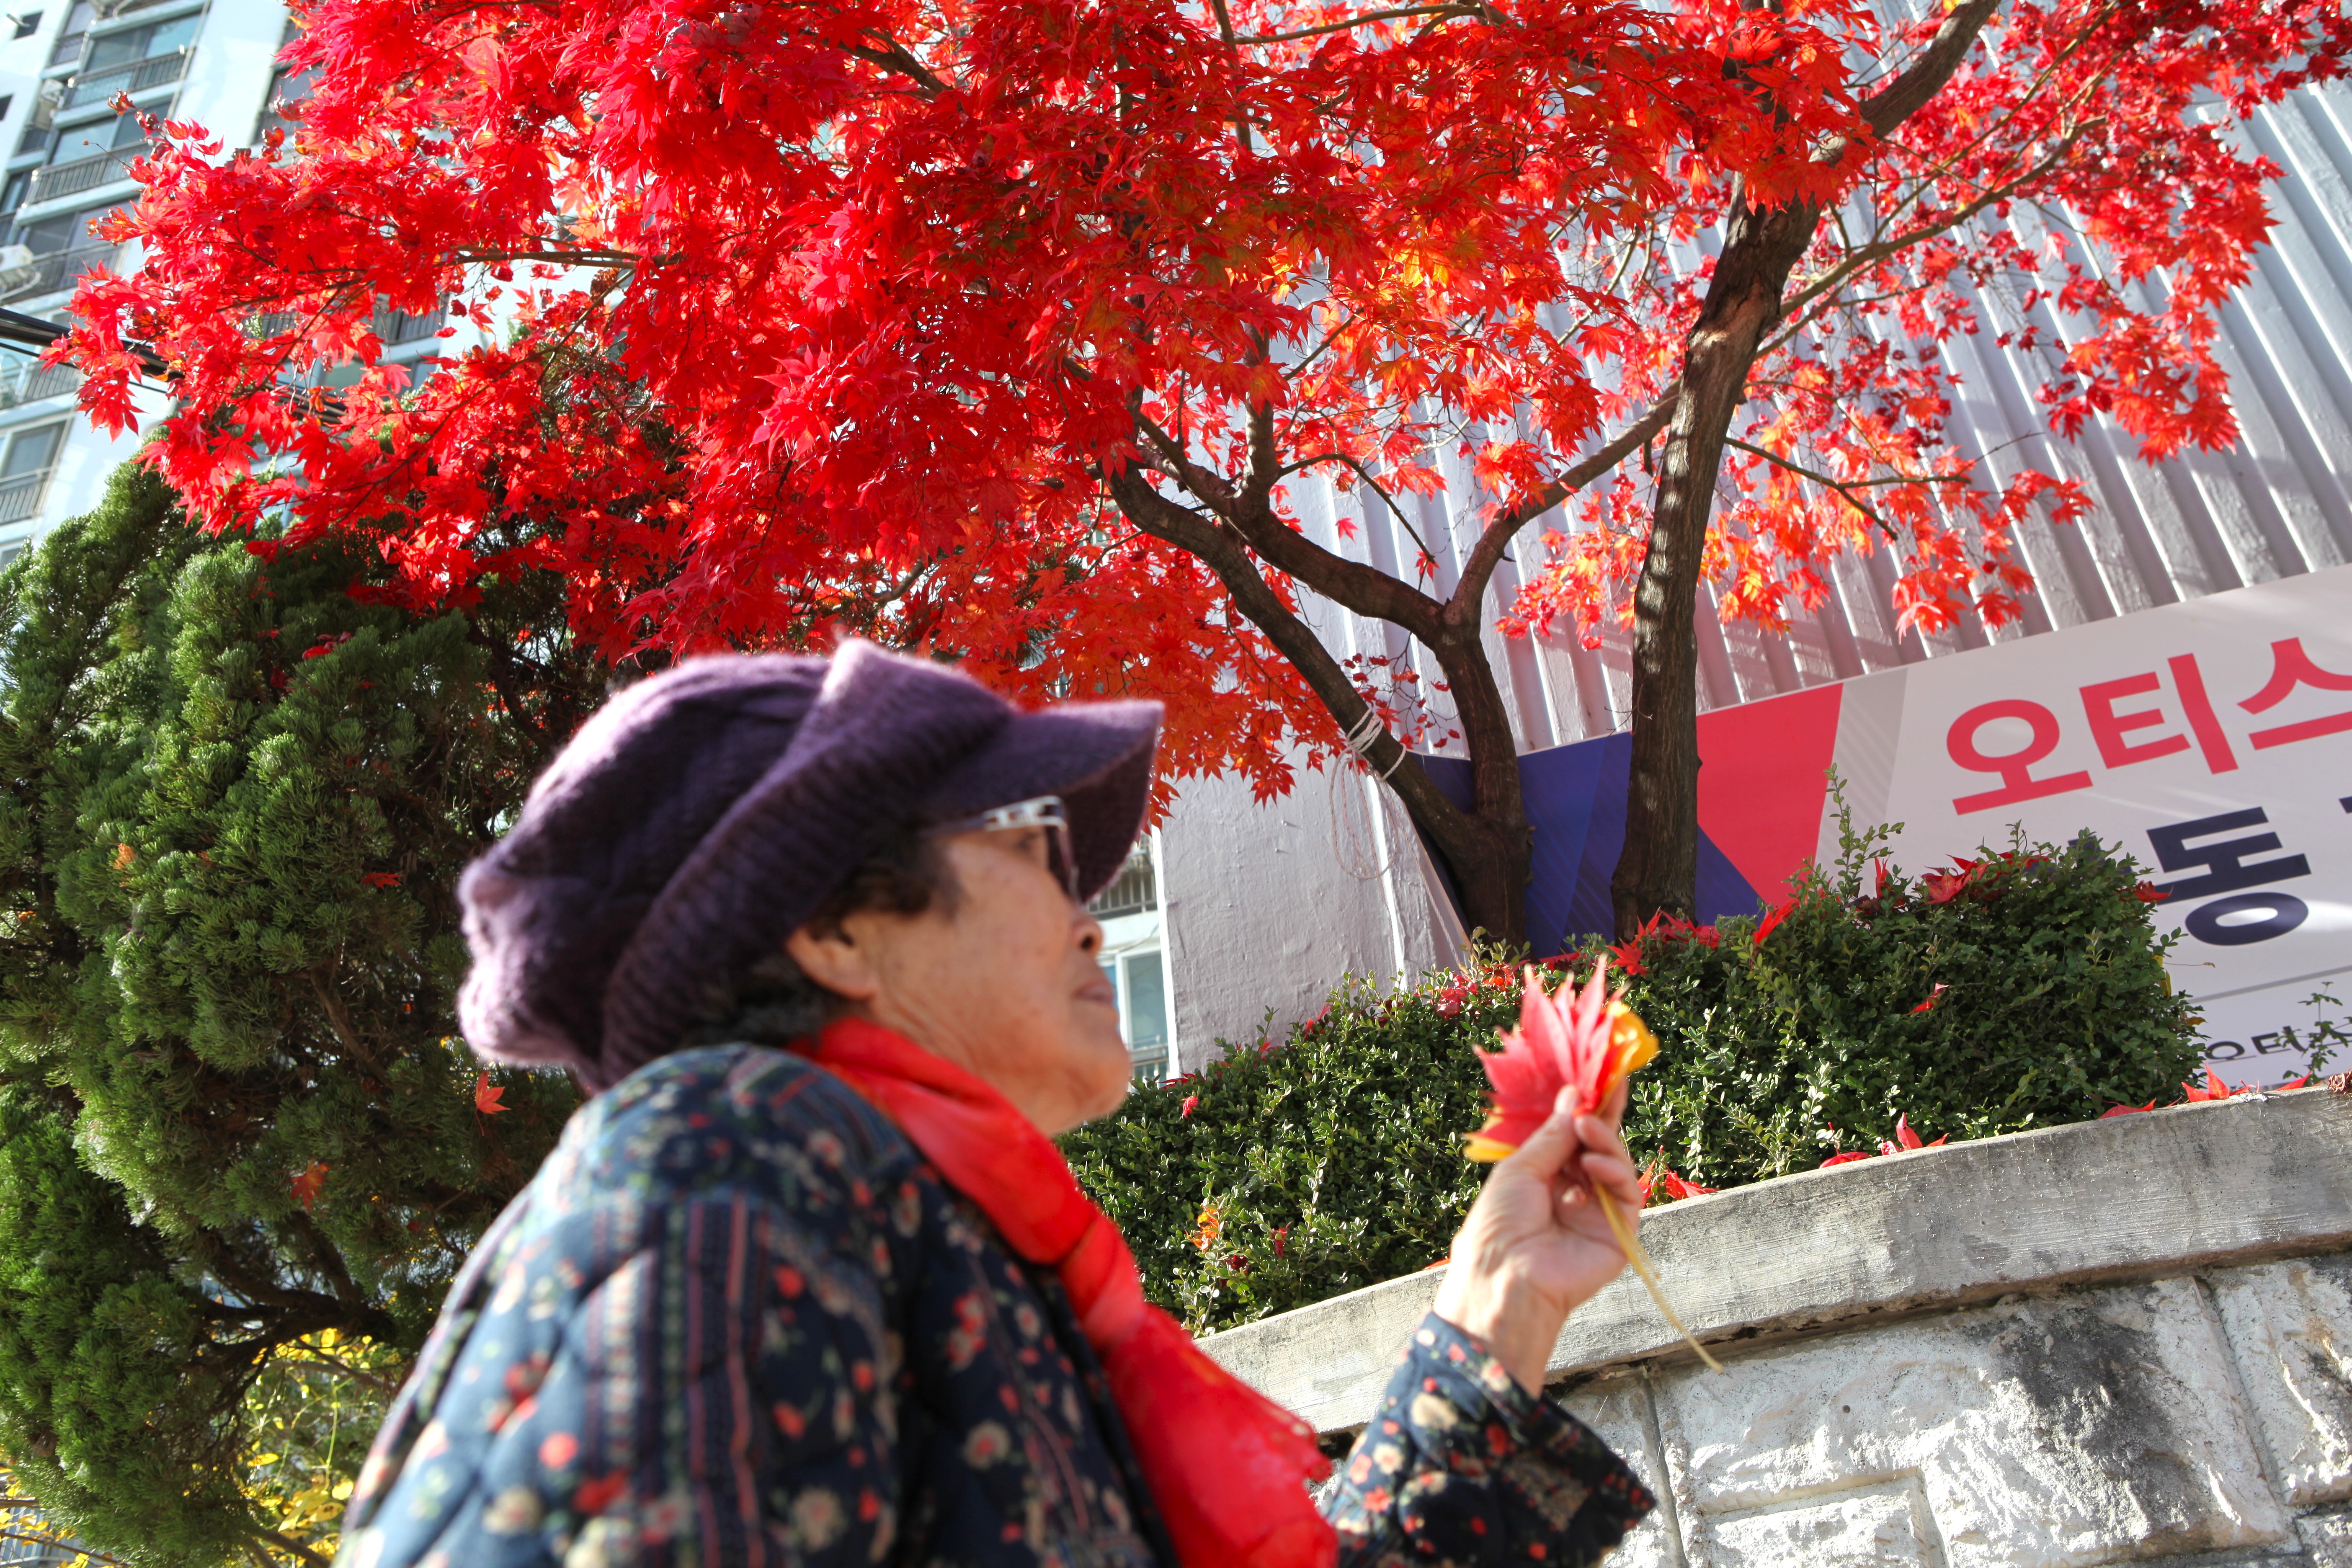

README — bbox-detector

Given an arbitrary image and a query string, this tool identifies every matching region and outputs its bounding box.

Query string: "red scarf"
[799,1017,1336,1568]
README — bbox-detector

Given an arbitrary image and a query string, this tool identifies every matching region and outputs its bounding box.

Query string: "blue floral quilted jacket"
[339,1045,1653,1567]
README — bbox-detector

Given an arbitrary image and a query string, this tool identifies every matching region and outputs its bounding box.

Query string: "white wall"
[1159,757,1462,1071]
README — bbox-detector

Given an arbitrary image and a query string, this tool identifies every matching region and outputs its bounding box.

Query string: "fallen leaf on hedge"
[2182,1067,2246,1102]
[1188,1202,1222,1252]
[475,1072,507,1116]
[1821,1151,1874,1167]
[2100,1099,2158,1119]
[1464,960,1720,1372]
[1658,1169,1718,1200]
[1877,1114,1946,1155]
[1909,983,1947,1014]
[1179,1094,1199,1119]
[1751,898,1797,945]
[290,1161,329,1210]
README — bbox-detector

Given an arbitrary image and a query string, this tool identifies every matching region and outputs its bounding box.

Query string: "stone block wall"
[1198,1089,2352,1566]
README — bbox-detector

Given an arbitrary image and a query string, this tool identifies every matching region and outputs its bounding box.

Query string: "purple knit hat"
[456,640,1161,1091]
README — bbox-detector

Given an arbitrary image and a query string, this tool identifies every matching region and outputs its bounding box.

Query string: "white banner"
[1826,565,2352,1086]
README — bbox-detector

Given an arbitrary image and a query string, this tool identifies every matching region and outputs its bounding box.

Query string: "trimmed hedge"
[1062,794,2203,1334]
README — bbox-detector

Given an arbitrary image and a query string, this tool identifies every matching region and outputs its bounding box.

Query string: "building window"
[58,11,194,109]
[1089,843,1170,1079]
[255,52,317,147]
[46,0,88,63]
[0,420,64,524]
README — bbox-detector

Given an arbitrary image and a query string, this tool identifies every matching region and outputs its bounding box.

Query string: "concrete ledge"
[1198,1086,2352,1436]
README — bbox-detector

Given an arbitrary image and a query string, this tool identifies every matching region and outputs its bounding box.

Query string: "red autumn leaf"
[1877,1113,1947,1155]
[1821,1151,1876,1168]
[1464,958,1657,1162]
[1919,868,1972,905]
[56,0,2346,956]
[1751,898,1798,946]
[2099,1099,2159,1119]
[289,1161,330,1210]
[2182,1068,2247,1103]
[2132,882,2170,904]
[1659,1170,1718,1201]
[474,1071,508,1116]
[361,871,401,888]
[1607,940,1648,977]
[1910,983,1949,1014]
[1179,1094,1199,1119]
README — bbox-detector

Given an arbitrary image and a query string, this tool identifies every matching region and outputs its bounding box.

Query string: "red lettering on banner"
[2166,653,2240,773]
[1946,700,2094,813]
[2240,638,2352,750]
[2080,673,2189,768]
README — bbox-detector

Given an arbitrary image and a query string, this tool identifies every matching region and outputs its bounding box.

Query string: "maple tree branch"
[1233,4,1480,44]
[1275,451,1439,568]
[1448,385,1679,624]
[843,31,949,95]
[1858,0,2004,136]
[1102,462,1467,829]
[1767,127,2083,353]
[449,246,655,268]
[1130,403,1443,631]
[1722,437,1956,540]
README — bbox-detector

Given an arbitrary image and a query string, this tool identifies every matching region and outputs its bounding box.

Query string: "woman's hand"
[1431,1079,1642,1395]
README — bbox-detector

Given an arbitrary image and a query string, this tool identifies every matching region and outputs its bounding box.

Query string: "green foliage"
[0,464,604,1566]
[1069,784,2199,1335]
[1606,788,2202,1186]
[1060,977,1512,1336]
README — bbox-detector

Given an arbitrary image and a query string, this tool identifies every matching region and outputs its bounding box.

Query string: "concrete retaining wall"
[1199,1088,2352,1566]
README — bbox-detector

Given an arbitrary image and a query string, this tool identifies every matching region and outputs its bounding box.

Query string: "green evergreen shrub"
[1065,792,2201,1335]
[1605,797,2205,1187]
[0,464,604,1565]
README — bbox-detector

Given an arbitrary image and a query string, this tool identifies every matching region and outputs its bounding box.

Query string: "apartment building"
[0,0,426,560]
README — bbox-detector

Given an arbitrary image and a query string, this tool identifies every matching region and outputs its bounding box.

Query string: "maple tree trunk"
[1612,194,1818,941]
[1103,462,1532,944]
[1610,0,2004,941]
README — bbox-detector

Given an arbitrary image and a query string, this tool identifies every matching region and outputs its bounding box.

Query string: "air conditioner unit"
[0,245,40,300]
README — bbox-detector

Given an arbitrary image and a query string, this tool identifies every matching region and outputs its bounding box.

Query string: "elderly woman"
[338,644,1655,1568]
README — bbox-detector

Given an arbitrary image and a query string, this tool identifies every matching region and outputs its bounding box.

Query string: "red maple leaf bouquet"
[1465,959,1722,1372]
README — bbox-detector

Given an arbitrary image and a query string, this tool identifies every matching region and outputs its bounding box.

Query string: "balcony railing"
[1089,854,1158,918]
[23,150,123,206]
[0,469,54,526]
[0,358,80,409]
[0,241,119,301]
[59,46,188,109]
[253,302,443,346]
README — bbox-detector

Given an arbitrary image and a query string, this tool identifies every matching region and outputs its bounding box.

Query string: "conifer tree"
[0,462,601,1566]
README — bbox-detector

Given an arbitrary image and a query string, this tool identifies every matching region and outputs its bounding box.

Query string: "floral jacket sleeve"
[335,1043,1648,1568]
[1322,1313,1655,1565]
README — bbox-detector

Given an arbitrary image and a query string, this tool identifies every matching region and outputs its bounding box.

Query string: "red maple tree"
[60,0,2349,941]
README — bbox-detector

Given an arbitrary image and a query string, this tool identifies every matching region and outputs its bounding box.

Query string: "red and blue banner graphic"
[1428,564,2352,1083]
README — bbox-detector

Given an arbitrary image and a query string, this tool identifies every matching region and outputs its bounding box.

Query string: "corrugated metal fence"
[1279,77,2352,756]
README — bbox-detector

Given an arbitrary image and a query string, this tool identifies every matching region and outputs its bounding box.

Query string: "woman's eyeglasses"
[923,794,1077,898]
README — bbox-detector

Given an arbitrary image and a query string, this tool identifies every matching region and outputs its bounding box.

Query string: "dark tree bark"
[1611,0,2004,939]
[1107,392,1672,946]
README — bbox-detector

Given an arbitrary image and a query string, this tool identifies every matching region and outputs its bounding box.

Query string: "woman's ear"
[784,918,884,1003]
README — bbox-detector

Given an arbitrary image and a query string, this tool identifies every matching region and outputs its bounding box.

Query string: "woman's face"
[784,824,1132,1135]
